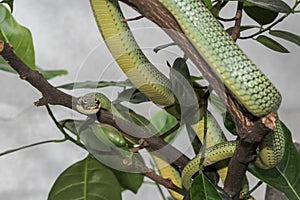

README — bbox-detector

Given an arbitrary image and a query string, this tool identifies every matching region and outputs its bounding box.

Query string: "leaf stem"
[248,181,263,195]
[156,182,168,200]
[150,161,169,200]
[217,16,236,22]
[0,139,66,157]
[292,0,300,10]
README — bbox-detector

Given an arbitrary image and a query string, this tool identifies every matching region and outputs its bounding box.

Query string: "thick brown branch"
[0,41,75,109]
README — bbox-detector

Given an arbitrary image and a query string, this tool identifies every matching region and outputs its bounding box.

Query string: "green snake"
[84,0,286,194]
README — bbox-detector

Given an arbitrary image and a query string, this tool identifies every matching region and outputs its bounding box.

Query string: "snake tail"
[255,119,285,169]
[90,0,175,106]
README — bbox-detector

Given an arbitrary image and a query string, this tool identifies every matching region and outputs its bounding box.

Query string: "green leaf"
[244,2,279,25]
[0,4,35,69]
[112,170,143,193]
[61,119,145,173]
[248,122,300,200]
[269,30,300,46]
[226,25,258,35]
[210,1,228,18]
[202,0,213,9]
[190,170,228,200]
[48,156,122,200]
[117,88,150,104]
[1,0,14,12]
[56,79,133,90]
[171,57,192,86]
[37,67,68,80]
[60,119,112,152]
[191,75,203,82]
[150,109,180,143]
[170,58,199,124]
[224,112,237,135]
[60,119,143,193]
[256,35,289,53]
[208,93,226,116]
[246,0,292,13]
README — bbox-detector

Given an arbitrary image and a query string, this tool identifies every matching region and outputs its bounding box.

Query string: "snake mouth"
[77,98,101,115]
[86,105,99,110]
[85,99,101,111]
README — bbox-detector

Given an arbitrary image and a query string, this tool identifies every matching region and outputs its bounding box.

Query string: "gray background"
[0,0,299,199]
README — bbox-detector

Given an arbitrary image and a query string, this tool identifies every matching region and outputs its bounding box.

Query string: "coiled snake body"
[81,0,286,193]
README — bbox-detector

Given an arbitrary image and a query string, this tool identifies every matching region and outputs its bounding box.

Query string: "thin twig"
[122,15,144,22]
[150,161,168,200]
[248,181,263,196]
[231,1,243,41]
[0,139,66,157]
[136,162,185,195]
[217,16,236,22]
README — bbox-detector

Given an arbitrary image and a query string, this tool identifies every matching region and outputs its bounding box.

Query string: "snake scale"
[80,0,286,195]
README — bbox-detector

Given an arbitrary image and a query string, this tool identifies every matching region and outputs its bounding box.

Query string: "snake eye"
[81,100,87,108]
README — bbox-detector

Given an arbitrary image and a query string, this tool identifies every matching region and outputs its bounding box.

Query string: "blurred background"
[0,0,299,199]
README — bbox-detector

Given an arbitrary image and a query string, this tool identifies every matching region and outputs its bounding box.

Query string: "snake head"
[76,93,102,115]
